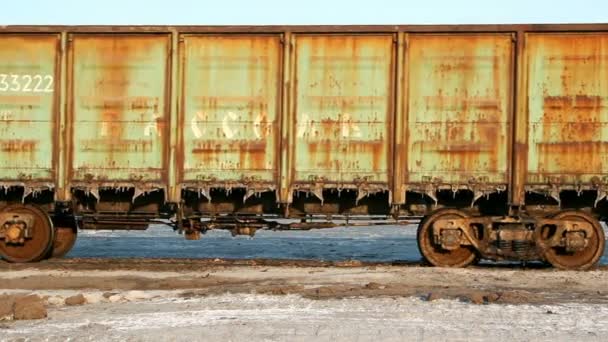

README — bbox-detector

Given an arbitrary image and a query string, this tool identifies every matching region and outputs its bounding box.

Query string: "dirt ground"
[1,259,608,341]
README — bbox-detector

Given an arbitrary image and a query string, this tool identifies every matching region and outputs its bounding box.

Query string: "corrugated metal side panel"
[526,33,608,185]
[405,34,513,186]
[69,35,169,183]
[293,35,393,185]
[0,35,58,182]
[181,35,281,185]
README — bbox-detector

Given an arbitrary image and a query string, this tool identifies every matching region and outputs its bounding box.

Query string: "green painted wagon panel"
[406,34,513,186]
[70,35,169,183]
[0,35,58,182]
[526,33,608,186]
[181,35,281,185]
[293,35,393,185]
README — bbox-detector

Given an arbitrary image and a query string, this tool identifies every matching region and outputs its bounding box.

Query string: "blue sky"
[1,0,606,25]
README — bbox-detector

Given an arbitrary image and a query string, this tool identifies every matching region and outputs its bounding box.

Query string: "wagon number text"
[0,74,54,93]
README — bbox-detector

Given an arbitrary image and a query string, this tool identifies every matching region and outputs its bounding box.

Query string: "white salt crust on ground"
[2,293,608,342]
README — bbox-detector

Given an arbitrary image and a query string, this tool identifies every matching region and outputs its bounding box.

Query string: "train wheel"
[0,204,54,263]
[417,208,477,267]
[49,227,77,258]
[538,211,605,270]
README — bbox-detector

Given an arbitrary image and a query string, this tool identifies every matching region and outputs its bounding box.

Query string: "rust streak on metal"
[392,32,407,205]
[179,35,282,200]
[404,34,513,202]
[525,33,608,191]
[292,34,393,197]
[0,34,59,188]
[67,34,170,197]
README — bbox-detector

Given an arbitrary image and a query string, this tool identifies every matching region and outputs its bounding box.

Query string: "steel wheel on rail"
[48,227,77,258]
[0,204,54,263]
[537,210,605,270]
[417,208,477,268]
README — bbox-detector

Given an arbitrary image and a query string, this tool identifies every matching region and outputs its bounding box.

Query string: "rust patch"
[526,33,608,185]
[69,34,170,188]
[293,35,393,186]
[405,34,513,189]
[0,140,38,152]
[0,35,59,183]
[180,35,281,194]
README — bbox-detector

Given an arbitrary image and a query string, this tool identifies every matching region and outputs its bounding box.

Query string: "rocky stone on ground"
[467,291,487,304]
[426,292,445,301]
[364,282,385,290]
[495,291,541,304]
[424,290,541,305]
[65,294,87,306]
[13,295,47,320]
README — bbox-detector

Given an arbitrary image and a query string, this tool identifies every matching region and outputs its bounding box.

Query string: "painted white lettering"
[222,111,238,139]
[0,73,54,93]
[190,111,206,138]
[143,113,162,137]
[341,113,362,138]
[297,113,312,138]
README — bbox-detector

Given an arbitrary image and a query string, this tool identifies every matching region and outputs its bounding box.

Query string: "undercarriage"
[0,197,605,270]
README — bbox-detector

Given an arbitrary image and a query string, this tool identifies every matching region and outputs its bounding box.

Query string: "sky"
[0,0,606,26]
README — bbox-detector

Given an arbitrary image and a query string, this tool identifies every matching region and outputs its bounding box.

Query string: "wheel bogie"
[418,208,605,270]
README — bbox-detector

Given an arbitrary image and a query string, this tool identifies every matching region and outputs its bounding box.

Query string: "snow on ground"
[3,293,608,342]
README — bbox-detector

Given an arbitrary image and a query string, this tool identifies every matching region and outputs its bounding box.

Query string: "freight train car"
[0,24,606,269]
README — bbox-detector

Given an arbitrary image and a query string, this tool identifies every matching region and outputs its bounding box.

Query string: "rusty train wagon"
[0,24,606,269]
